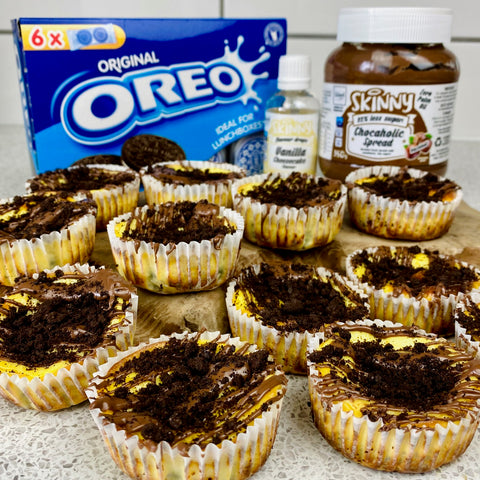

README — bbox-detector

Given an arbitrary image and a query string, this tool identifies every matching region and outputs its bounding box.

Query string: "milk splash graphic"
[59,35,271,145]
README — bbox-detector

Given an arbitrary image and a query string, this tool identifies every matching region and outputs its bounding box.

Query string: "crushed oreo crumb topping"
[235,263,368,332]
[92,336,286,448]
[242,172,342,208]
[0,270,130,367]
[28,166,136,192]
[351,246,479,297]
[0,194,96,242]
[120,200,236,245]
[146,164,244,184]
[309,325,462,411]
[354,167,459,202]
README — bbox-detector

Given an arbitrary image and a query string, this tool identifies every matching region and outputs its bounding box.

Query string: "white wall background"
[1,0,479,140]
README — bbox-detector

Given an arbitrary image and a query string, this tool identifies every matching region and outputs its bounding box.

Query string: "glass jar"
[319,8,460,180]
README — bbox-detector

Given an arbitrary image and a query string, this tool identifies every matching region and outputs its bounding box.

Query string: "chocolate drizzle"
[242,172,342,209]
[0,194,96,244]
[120,200,236,247]
[234,263,368,333]
[308,322,480,428]
[91,334,287,452]
[145,163,244,185]
[28,166,137,192]
[0,267,135,368]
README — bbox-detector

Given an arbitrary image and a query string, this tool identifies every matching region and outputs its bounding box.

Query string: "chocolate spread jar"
[319,8,460,180]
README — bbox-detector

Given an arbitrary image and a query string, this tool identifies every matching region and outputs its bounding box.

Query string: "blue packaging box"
[12,18,287,173]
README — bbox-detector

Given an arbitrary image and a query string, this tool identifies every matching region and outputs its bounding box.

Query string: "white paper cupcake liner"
[226,265,369,374]
[140,160,245,208]
[454,292,480,354]
[345,246,480,335]
[345,166,463,240]
[86,331,285,480]
[83,164,140,230]
[0,199,96,286]
[0,263,137,411]
[107,205,244,294]
[307,319,480,473]
[231,173,347,251]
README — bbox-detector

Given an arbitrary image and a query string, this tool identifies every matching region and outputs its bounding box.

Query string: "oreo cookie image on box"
[66,24,117,51]
[121,134,186,171]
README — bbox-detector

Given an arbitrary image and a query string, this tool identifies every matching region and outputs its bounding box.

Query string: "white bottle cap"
[337,7,453,44]
[277,54,311,90]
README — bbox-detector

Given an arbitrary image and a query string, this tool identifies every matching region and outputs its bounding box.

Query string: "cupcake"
[0,263,137,411]
[345,165,462,240]
[226,262,369,373]
[26,164,140,230]
[86,331,287,480]
[454,292,480,353]
[307,319,480,473]
[107,200,244,294]
[0,192,96,286]
[345,245,480,335]
[231,171,347,250]
[140,160,245,208]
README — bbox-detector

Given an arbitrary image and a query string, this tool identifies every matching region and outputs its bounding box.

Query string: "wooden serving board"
[91,201,480,344]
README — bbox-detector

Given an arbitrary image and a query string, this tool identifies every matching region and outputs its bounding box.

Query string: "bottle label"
[264,111,319,174]
[319,82,457,167]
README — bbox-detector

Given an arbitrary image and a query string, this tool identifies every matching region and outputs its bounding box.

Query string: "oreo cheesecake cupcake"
[345,245,480,335]
[86,331,287,480]
[0,263,137,411]
[26,164,140,230]
[454,292,480,353]
[307,319,480,473]
[140,160,245,208]
[232,171,346,250]
[107,200,244,294]
[345,166,462,240]
[226,262,369,373]
[0,193,96,286]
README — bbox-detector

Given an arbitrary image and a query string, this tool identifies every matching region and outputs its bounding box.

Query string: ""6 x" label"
[28,27,66,50]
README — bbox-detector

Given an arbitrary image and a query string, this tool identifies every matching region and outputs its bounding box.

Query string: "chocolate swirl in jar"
[319,8,460,181]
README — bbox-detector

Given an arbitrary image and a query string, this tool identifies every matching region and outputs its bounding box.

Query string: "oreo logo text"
[59,36,271,145]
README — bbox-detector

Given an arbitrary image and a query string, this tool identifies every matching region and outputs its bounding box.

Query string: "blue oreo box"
[12,18,287,173]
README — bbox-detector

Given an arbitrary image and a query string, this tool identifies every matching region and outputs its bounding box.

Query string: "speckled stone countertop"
[1,124,480,480]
